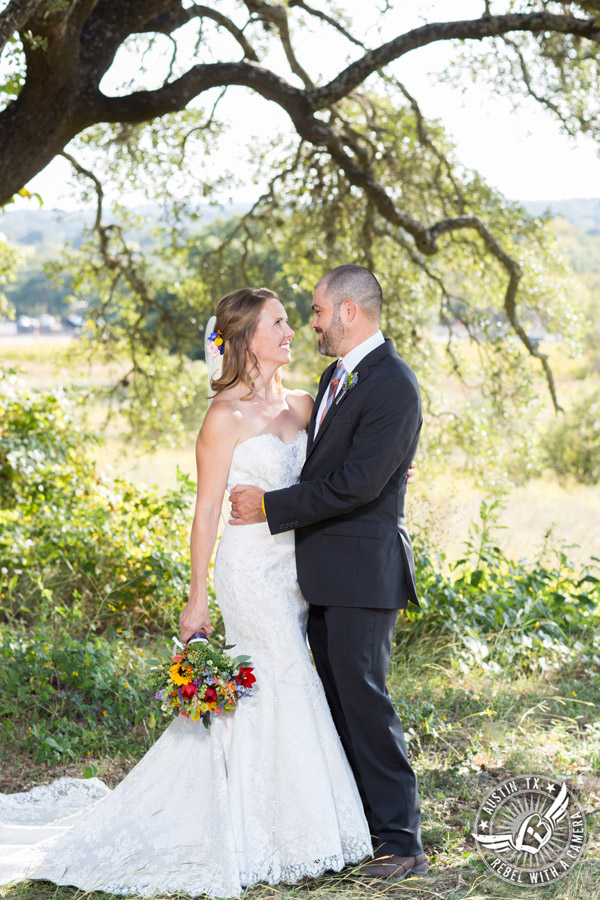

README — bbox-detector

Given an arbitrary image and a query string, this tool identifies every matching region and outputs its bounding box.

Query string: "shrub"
[0,369,207,634]
[403,500,600,674]
[0,617,155,764]
[544,389,600,484]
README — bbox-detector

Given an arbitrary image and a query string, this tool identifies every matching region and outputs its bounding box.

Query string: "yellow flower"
[72,670,78,676]
[169,663,192,686]
[116,627,122,633]
[102,710,108,717]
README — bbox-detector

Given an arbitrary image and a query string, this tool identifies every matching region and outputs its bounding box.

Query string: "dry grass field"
[2,335,597,568]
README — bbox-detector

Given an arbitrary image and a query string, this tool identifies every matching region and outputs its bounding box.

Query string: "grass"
[1,636,599,900]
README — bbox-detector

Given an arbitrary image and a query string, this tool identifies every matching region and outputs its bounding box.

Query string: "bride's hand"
[179,592,213,643]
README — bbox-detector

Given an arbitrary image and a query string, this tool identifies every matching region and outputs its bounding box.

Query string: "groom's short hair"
[318,264,382,322]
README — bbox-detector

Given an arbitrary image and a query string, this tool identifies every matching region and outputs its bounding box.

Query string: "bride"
[0,287,373,898]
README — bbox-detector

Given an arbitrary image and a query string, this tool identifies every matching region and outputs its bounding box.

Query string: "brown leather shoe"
[358,852,428,880]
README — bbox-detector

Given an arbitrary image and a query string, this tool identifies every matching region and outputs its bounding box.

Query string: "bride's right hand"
[179,592,213,643]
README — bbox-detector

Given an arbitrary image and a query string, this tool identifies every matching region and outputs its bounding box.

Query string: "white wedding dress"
[0,431,372,898]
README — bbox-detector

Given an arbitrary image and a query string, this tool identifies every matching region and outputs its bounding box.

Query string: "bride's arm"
[180,402,240,643]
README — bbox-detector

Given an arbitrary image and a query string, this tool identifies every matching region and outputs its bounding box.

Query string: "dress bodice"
[226,431,307,492]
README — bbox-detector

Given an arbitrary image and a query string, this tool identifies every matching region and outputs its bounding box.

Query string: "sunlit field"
[2,335,597,567]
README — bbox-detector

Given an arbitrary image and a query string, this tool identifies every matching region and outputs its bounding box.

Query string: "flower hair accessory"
[207,329,224,356]
[205,315,223,400]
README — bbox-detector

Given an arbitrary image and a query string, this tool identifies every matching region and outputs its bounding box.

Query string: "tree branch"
[288,0,367,49]
[243,0,313,86]
[429,215,562,411]
[82,61,309,127]
[0,0,45,55]
[306,12,600,110]
[140,4,259,62]
[502,35,576,135]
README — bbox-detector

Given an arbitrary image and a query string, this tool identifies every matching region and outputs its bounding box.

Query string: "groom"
[230,264,426,881]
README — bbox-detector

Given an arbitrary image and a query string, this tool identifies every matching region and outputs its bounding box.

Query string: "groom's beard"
[316,309,344,356]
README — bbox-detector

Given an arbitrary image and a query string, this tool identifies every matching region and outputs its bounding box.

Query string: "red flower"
[235,667,256,687]
[204,686,218,703]
[181,683,198,699]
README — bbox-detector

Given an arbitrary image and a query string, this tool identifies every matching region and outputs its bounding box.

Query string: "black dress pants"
[307,604,423,857]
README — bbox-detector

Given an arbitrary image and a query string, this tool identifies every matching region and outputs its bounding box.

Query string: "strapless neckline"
[234,430,307,453]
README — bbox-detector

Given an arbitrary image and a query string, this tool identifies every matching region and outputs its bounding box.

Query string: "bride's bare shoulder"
[197,395,244,447]
[285,389,314,428]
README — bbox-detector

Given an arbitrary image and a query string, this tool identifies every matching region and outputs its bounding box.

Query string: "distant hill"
[0,203,250,252]
[521,198,600,233]
[2,198,600,316]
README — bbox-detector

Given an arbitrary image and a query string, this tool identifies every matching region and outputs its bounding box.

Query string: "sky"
[8,0,600,210]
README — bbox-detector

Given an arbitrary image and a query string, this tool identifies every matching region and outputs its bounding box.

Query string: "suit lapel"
[305,339,394,462]
[307,360,337,447]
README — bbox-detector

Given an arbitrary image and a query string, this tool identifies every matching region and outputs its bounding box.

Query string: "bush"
[0,616,155,764]
[544,389,600,484]
[404,500,600,674]
[0,369,204,633]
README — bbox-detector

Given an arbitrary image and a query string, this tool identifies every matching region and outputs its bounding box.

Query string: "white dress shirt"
[314,330,385,435]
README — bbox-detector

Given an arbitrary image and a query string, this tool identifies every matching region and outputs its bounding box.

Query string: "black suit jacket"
[264,339,422,609]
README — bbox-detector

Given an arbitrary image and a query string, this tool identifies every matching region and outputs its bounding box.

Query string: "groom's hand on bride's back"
[229,463,415,526]
[229,484,267,525]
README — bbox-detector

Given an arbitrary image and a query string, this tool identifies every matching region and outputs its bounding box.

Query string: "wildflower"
[169,664,193,686]
[234,666,256,688]
[72,670,78,676]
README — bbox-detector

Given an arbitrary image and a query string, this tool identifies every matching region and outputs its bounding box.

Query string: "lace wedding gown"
[0,431,372,898]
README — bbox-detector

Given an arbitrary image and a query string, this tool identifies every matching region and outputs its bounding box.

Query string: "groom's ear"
[343,298,357,322]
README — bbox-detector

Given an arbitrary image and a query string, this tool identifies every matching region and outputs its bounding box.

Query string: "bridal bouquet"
[147,631,256,728]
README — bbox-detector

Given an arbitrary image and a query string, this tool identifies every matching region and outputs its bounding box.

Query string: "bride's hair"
[210,287,283,397]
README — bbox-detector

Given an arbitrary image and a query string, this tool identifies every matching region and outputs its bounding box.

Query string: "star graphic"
[546,782,557,793]
[479,820,490,831]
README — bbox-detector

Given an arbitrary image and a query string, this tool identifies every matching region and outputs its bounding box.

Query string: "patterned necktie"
[318,360,346,429]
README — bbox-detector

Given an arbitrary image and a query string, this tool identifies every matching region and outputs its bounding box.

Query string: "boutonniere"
[336,370,359,404]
